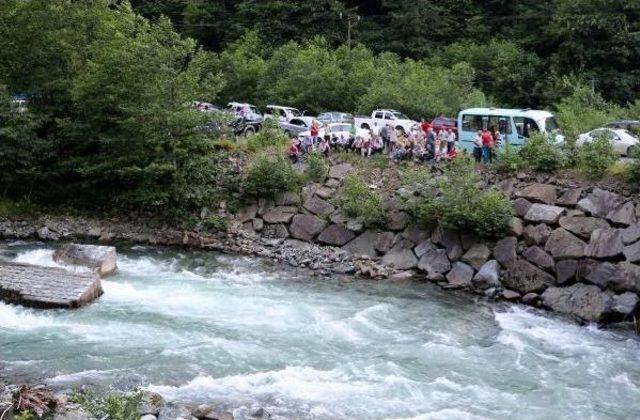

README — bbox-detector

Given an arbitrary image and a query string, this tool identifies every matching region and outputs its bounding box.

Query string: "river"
[1,242,640,419]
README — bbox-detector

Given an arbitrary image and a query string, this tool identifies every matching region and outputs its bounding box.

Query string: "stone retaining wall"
[2,162,640,326]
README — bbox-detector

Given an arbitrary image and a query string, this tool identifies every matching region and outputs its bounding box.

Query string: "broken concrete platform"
[0,262,103,309]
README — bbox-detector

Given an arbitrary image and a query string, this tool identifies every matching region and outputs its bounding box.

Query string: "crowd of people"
[287,121,460,164]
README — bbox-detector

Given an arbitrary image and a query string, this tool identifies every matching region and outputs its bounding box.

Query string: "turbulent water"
[1,243,640,419]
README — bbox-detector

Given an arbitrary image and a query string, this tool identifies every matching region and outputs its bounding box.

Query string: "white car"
[354,109,418,135]
[298,123,367,140]
[264,105,309,122]
[577,128,639,156]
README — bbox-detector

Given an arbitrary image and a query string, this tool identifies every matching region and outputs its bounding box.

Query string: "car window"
[462,114,484,132]
[374,112,384,119]
[392,111,408,119]
[513,117,539,138]
[487,116,512,134]
[545,117,559,132]
[384,112,393,120]
[289,119,304,126]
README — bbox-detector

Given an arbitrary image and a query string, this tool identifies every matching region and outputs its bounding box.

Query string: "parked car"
[298,122,366,140]
[605,120,640,134]
[317,112,354,125]
[430,116,457,132]
[264,105,306,121]
[577,128,639,156]
[279,118,318,137]
[354,109,418,134]
[193,101,222,113]
[230,116,262,136]
[227,102,262,121]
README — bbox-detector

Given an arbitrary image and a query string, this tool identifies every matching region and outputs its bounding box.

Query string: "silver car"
[317,112,354,125]
[279,118,316,137]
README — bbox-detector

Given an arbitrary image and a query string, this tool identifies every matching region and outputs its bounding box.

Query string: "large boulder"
[541,284,612,322]
[387,211,409,231]
[414,240,436,258]
[381,240,418,270]
[53,243,117,277]
[236,204,258,223]
[261,223,289,239]
[622,223,640,245]
[607,202,637,227]
[303,195,335,216]
[558,216,609,239]
[329,163,354,180]
[446,262,475,288]
[522,246,555,271]
[555,260,578,285]
[461,243,491,270]
[516,183,557,204]
[523,224,552,246]
[614,262,640,293]
[261,206,298,224]
[289,214,327,241]
[317,224,356,246]
[343,230,378,258]
[503,259,554,294]
[275,191,302,206]
[374,232,396,253]
[612,292,640,318]
[623,240,640,263]
[431,227,463,261]
[473,260,502,290]
[584,228,625,259]
[557,188,583,207]
[514,198,533,218]
[585,262,620,290]
[577,188,625,218]
[524,204,566,224]
[544,228,586,259]
[494,237,517,268]
[417,249,451,277]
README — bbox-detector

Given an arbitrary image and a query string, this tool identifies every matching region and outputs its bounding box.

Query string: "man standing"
[481,128,493,163]
[380,123,389,153]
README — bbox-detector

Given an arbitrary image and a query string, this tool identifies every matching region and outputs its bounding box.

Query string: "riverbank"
[2,157,640,327]
[3,242,640,419]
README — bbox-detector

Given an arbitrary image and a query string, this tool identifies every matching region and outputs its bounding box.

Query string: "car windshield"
[392,111,409,120]
[288,109,302,117]
[544,117,559,132]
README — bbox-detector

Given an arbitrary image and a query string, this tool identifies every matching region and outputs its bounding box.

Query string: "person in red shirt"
[288,140,300,163]
[481,129,493,163]
[310,121,319,142]
[420,119,431,134]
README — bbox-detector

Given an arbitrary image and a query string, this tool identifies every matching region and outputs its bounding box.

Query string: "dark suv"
[430,116,457,132]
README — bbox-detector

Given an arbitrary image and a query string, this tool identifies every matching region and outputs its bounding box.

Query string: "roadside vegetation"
[335,175,386,228]
[410,157,513,238]
[0,0,638,225]
[71,388,143,420]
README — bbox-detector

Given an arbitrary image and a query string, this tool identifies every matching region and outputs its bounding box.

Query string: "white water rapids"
[1,242,640,419]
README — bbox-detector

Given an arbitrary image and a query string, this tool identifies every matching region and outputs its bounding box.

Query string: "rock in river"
[53,243,117,277]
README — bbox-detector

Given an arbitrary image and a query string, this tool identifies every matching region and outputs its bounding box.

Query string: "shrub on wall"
[243,152,299,198]
[575,135,617,180]
[335,175,386,228]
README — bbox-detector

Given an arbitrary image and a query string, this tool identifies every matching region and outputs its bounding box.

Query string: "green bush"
[72,388,143,420]
[519,133,567,172]
[304,152,329,183]
[410,156,513,238]
[14,411,36,420]
[203,214,228,232]
[626,148,640,186]
[243,152,299,198]
[493,143,524,174]
[575,135,617,180]
[335,175,386,228]
[242,118,290,151]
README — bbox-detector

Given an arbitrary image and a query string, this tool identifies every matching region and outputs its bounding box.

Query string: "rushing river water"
[2,242,640,419]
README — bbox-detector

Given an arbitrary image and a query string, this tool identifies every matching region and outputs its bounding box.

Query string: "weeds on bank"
[71,388,142,420]
[335,175,386,228]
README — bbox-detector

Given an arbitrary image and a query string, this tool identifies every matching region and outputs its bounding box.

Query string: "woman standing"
[473,130,483,163]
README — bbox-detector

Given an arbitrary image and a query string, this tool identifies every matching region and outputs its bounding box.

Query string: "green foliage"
[626,148,640,187]
[575,135,618,180]
[410,157,513,238]
[242,118,290,151]
[203,214,228,232]
[14,410,36,420]
[72,388,142,420]
[304,152,329,183]
[554,81,625,144]
[493,143,525,175]
[335,175,386,228]
[519,134,567,173]
[243,152,299,198]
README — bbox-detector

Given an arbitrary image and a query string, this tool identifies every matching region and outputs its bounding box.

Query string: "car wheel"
[361,123,370,130]
[627,145,636,158]
[284,130,291,137]
[244,126,255,136]
[395,126,405,135]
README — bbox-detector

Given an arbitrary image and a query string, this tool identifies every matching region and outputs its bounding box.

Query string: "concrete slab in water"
[0,262,103,309]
